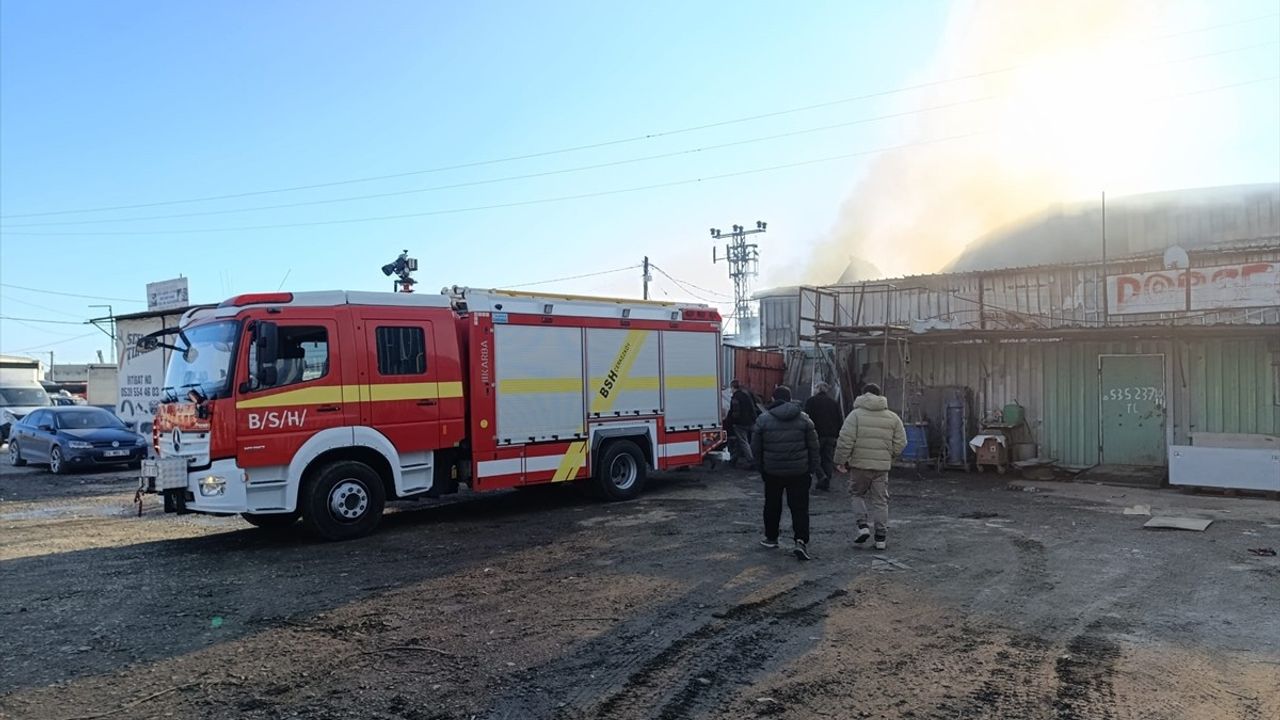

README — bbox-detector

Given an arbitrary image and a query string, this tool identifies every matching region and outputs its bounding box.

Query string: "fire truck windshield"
[162,320,239,402]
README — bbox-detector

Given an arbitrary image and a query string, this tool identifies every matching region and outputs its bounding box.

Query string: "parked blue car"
[7,407,149,474]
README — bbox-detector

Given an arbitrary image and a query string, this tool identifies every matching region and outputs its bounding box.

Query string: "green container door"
[1099,354,1167,466]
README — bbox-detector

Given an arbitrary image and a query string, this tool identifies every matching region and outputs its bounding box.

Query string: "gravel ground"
[1,454,1278,720]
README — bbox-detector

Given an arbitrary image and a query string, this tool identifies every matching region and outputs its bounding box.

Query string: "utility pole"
[711,221,767,336]
[1101,191,1108,324]
[642,256,651,300]
[89,304,115,344]
[47,352,54,382]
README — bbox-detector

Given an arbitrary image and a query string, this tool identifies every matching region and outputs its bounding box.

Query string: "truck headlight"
[198,475,227,497]
[68,440,94,449]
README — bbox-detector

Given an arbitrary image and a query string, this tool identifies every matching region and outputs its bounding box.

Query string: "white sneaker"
[854,526,872,545]
[874,537,887,551]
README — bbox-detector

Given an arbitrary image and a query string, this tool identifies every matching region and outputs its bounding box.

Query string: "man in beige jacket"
[834,384,907,550]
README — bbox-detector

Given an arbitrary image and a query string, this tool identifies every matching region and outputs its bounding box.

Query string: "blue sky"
[2,0,1277,362]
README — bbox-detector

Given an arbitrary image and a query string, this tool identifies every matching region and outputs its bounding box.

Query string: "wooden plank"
[1144,517,1213,531]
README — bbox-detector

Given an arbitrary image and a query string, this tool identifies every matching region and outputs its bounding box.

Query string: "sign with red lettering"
[1106,262,1279,315]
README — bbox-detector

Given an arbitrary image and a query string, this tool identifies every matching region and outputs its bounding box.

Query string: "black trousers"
[762,473,811,543]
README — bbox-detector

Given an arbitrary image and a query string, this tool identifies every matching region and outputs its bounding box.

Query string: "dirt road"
[1,461,1277,719]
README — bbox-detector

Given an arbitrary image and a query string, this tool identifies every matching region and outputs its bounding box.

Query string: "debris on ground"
[1247,547,1277,557]
[872,556,912,572]
[1144,517,1213,531]
[959,511,1000,519]
[1123,505,1152,516]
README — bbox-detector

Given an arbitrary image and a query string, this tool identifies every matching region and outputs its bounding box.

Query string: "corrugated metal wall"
[760,295,799,348]
[758,246,1280,347]
[721,345,785,398]
[862,334,1279,468]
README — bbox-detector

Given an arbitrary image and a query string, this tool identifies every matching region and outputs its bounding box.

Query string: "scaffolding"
[798,284,913,416]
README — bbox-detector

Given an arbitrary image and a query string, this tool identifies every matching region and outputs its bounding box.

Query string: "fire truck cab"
[140,288,724,540]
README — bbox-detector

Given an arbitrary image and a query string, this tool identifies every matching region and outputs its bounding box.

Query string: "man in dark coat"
[724,379,758,468]
[751,385,821,561]
[803,382,844,491]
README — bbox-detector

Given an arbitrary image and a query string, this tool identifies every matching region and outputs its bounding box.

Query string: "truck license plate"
[104,450,128,457]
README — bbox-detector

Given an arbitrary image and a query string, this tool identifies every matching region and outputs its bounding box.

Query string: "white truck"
[0,358,51,442]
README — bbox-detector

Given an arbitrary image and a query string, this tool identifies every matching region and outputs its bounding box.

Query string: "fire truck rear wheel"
[300,461,386,541]
[594,440,647,501]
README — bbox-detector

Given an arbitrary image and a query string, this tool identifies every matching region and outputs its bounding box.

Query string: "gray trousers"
[728,426,753,465]
[848,469,889,534]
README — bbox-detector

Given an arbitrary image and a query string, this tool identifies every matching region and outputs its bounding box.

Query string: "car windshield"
[55,409,125,430]
[0,387,52,408]
[163,320,239,401]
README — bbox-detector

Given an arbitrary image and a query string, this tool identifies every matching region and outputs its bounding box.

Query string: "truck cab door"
[363,320,440,492]
[235,319,346,470]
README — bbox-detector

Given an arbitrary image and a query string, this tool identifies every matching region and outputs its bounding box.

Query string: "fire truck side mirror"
[254,321,280,387]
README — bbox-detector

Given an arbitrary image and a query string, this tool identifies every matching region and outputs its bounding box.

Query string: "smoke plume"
[807,0,1220,280]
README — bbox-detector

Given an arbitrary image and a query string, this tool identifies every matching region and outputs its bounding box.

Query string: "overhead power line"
[5,318,89,338]
[0,132,985,236]
[0,315,89,325]
[502,265,640,289]
[652,279,725,306]
[1,93,1005,228]
[0,283,144,303]
[0,294,88,319]
[1,332,101,354]
[3,11,1273,221]
[1,75,1275,238]
[650,265,734,302]
[4,38,1272,230]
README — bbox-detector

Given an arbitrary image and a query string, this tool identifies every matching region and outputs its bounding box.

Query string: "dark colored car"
[7,407,149,474]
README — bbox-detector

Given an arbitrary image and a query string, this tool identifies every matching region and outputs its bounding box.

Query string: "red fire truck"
[139,288,725,540]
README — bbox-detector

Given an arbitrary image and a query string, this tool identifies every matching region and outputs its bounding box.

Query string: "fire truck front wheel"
[300,461,387,541]
[594,440,648,501]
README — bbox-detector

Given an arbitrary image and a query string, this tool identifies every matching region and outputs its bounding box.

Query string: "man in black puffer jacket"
[751,385,821,561]
[803,382,844,491]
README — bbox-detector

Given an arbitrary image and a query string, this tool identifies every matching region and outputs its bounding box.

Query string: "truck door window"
[248,326,329,389]
[375,327,427,375]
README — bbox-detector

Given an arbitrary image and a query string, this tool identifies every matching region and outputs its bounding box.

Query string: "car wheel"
[242,511,301,529]
[49,446,66,475]
[8,440,26,467]
[593,440,647,501]
[300,461,386,541]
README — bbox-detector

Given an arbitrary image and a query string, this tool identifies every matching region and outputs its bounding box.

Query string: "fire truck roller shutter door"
[586,329,660,418]
[661,331,720,431]
[493,325,585,445]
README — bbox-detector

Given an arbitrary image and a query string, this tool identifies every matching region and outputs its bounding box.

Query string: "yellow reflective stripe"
[342,384,368,404]
[552,441,589,482]
[666,375,718,390]
[590,329,648,414]
[498,378,583,394]
[236,386,344,409]
[587,376,659,392]
[437,381,464,399]
[367,381,464,402]
[238,381,465,409]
